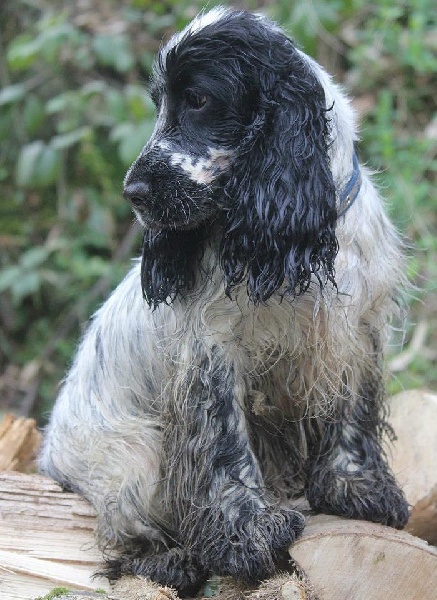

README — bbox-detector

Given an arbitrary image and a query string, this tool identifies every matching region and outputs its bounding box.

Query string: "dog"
[39,7,409,596]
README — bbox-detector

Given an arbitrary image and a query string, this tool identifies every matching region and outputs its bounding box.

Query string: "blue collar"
[338,152,362,217]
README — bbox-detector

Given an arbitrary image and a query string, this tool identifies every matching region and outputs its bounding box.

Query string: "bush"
[0,0,435,419]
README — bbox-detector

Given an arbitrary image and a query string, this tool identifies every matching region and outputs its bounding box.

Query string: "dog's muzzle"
[122,147,220,230]
[123,180,151,208]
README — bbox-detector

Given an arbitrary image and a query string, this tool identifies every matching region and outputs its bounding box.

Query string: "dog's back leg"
[306,327,409,528]
[40,408,169,549]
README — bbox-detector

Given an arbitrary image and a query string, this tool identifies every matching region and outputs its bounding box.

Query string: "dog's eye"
[185,89,208,110]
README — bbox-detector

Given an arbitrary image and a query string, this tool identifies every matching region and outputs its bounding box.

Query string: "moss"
[34,587,108,599]
[35,588,71,600]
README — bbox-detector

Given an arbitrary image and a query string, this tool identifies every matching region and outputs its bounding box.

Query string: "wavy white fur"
[40,8,408,595]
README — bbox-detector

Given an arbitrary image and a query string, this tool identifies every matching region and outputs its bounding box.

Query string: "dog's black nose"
[123,181,150,207]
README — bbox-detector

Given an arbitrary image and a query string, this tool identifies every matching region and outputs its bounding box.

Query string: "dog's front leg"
[162,346,305,583]
[105,346,304,594]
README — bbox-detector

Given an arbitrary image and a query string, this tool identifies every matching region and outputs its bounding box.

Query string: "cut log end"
[0,413,42,472]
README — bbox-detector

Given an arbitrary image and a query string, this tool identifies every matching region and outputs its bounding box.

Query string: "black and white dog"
[40,8,409,595]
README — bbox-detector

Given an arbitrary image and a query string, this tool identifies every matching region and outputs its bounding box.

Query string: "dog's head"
[124,8,357,307]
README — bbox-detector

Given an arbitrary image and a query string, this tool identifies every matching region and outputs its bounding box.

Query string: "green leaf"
[105,89,128,123]
[39,23,78,64]
[110,119,154,164]
[20,246,51,270]
[93,34,135,73]
[7,34,41,70]
[34,145,61,186]
[45,93,71,114]
[23,95,45,134]
[46,92,84,133]
[81,81,106,96]
[15,141,45,187]
[15,141,61,187]
[0,83,26,106]
[126,86,150,120]
[110,122,133,143]
[11,271,41,302]
[51,126,92,150]
[118,120,155,164]
[0,266,21,293]
[86,200,115,238]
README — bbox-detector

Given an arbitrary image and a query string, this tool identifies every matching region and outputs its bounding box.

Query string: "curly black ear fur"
[141,228,207,309]
[221,40,338,303]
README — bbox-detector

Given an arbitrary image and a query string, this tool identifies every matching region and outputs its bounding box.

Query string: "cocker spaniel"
[40,8,409,596]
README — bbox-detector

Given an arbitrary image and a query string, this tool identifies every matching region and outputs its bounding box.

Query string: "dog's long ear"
[141,228,206,308]
[221,47,338,303]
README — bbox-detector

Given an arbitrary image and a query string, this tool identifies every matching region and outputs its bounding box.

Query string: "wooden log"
[385,390,437,544]
[1,473,437,600]
[0,414,41,472]
[0,471,108,600]
[407,485,437,545]
[289,514,437,600]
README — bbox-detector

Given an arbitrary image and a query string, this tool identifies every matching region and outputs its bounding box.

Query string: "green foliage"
[35,587,71,600]
[272,0,362,56]
[0,0,435,419]
[345,0,437,391]
[0,0,163,414]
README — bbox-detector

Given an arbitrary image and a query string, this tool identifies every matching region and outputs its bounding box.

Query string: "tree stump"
[290,514,437,600]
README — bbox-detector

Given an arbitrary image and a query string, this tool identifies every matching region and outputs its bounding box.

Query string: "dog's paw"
[307,463,409,529]
[100,547,208,598]
[199,507,305,582]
